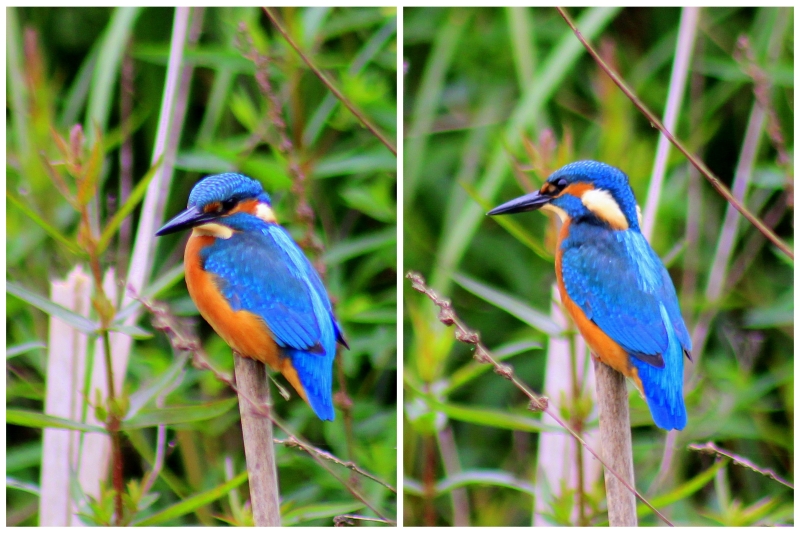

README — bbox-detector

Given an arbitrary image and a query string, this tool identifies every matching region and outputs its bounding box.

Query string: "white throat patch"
[192,223,233,239]
[541,203,568,223]
[581,188,629,230]
[255,202,277,223]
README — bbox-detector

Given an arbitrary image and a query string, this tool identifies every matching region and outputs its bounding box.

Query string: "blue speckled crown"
[188,173,270,208]
[549,160,639,228]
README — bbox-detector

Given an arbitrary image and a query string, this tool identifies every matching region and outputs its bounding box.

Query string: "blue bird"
[489,161,692,430]
[156,173,348,421]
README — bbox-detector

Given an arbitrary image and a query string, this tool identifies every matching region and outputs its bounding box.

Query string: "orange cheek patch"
[228,199,259,216]
[560,182,594,198]
[184,235,307,401]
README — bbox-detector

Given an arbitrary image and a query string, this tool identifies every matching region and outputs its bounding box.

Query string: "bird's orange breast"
[554,219,644,393]
[184,233,307,401]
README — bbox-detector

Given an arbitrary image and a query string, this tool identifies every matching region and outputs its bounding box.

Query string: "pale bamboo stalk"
[233,355,281,526]
[593,360,637,526]
[642,6,699,240]
[41,267,91,526]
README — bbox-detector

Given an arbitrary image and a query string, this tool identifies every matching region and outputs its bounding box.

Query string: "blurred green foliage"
[7,6,396,526]
[403,6,792,526]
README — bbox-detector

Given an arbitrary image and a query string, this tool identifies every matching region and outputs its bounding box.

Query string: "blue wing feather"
[201,216,337,420]
[202,227,323,351]
[561,227,682,358]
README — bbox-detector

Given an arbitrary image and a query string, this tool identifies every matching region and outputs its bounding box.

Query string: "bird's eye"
[556,178,568,189]
[221,199,237,211]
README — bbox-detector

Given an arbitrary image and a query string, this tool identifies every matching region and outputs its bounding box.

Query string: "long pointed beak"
[487,190,552,216]
[156,205,218,236]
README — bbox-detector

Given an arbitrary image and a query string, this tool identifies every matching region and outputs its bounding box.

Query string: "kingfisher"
[156,173,348,421]
[488,160,692,431]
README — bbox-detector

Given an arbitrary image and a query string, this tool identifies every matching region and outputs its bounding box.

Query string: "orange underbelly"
[184,234,307,401]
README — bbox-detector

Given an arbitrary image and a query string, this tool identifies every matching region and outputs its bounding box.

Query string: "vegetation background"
[403,6,792,526]
[7,6,397,526]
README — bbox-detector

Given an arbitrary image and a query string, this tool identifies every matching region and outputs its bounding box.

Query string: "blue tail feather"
[630,304,686,431]
[287,349,335,421]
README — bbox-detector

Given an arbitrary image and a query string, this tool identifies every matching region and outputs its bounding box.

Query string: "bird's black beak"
[156,205,218,236]
[487,190,552,216]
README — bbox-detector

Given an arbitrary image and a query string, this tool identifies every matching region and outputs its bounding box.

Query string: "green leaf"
[116,263,186,323]
[282,501,366,526]
[86,7,142,142]
[6,477,41,496]
[324,226,396,265]
[6,191,82,255]
[126,352,189,419]
[132,45,256,72]
[229,89,259,132]
[463,180,549,259]
[637,458,727,518]
[121,397,239,429]
[410,386,554,433]
[313,148,397,178]
[134,470,248,526]
[7,281,97,333]
[7,341,47,359]
[97,156,162,253]
[107,322,153,339]
[437,470,535,496]
[174,149,235,174]
[453,272,563,336]
[7,409,106,433]
[340,177,395,222]
[7,443,43,473]
[240,155,293,192]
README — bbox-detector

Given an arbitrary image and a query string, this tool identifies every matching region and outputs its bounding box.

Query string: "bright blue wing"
[561,228,690,361]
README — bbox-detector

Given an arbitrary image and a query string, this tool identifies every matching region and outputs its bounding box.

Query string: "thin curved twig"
[263,7,397,157]
[689,442,793,489]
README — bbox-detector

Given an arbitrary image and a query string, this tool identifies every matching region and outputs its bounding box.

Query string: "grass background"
[403,6,792,526]
[7,6,396,526]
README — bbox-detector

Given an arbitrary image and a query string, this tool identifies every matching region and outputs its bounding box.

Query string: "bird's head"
[156,173,275,238]
[488,160,641,231]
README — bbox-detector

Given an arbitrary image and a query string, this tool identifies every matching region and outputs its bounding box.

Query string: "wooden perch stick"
[593,359,637,526]
[234,354,281,526]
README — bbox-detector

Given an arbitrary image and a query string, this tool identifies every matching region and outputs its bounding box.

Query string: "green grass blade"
[453,272,562,335]
[6,191,82,255]
[134,470,248,525]
[404,9,471,209]
[7,281,97,333]
[283,501,365,526]
[438,470,536,496]
[7,409,106,433]
[121,397,239,429]
[85,6,142,142]
[324,226,396,265]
